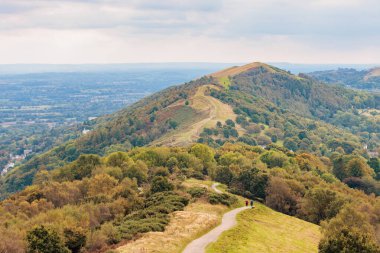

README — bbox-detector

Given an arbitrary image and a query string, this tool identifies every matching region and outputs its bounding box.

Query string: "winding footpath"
[182,183,249,253]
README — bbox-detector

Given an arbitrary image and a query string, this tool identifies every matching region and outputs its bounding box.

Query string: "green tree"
[106,152,128,167]
[27,226,69,253]
[124,160,148,185]
[64,228,86,253]
[368,158,380,179]
[347,157,374,178]
[260,151,288,168]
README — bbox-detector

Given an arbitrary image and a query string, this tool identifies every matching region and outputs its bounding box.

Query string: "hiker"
[250,199,254,208]
[245,200,249,206]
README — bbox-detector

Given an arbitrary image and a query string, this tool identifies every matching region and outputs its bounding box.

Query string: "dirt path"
[153,85,244,146]
[211,183,222,194]
[182,183,249,253]
[152,84,245,146]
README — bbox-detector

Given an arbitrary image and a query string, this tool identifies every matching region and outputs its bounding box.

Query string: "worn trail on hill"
[153,85,242,146]
[182,183,249,253]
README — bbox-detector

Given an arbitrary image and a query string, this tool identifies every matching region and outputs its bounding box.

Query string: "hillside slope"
[1,62,379,197]
[116,180,320,253]
[207,204,320,253]
[307,67,380,90]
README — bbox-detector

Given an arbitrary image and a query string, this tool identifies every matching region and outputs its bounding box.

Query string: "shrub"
[117,192,189,240]
[208,192,237,207]
[187,187,207,198]
[150,176,174,193]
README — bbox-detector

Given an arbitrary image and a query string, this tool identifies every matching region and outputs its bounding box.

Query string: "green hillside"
[307,67,380,90]
[207,204,320,253]
[1,62,379,200]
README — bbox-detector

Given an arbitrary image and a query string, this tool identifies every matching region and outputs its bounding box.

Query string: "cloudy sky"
[0,0,379,64]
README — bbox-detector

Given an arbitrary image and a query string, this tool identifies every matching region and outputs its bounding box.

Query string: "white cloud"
[0,0,379,63]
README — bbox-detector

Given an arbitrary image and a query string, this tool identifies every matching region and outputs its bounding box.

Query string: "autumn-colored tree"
[299,187,346,224]
[265,177,299,215]
[319,205,380,253]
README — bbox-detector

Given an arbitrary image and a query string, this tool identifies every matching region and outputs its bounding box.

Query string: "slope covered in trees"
[307,67,380,91]
[1,62,379,199]
[0,144,379,252]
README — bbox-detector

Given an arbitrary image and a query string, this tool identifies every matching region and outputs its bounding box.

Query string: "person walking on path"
[250,199,254,208]
[245,200,249,207]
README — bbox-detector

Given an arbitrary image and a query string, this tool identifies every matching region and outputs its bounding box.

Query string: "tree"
[319,228,380,253]
[238,168,268,199]
[190,143,215,174]
[368,158,380,179]
[64,228,86,253]
[124,160,148,185]
[260,151,288,168]
[215,166,235,185]
[256,135,272,146]
[106,152,128,167]
[71,154,101,180]
[299,187,345,224]
[265,177,299,215]
[27,226,69,253]
[347,157,374,178]
[168,120,178,129]
[319,205,380,253]
[284,138,298,151]
[225,119,235,127]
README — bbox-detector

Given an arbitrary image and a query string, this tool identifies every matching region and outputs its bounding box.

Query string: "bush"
[117,192,189,240]
[187,187,207,198]
[150,176,174,193]
[208,192,237,207]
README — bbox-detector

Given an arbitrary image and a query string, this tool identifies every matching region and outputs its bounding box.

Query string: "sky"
[0,0,379,64]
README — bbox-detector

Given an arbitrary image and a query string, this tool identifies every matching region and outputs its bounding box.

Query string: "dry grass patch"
[116,200,228,253]
[116,179,230,253]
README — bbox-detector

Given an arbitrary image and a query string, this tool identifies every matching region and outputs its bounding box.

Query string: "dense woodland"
[0,143,379,252]
[307,67,380,91]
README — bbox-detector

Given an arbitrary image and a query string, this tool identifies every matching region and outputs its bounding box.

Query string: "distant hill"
[307,67,380,90]
[1,62,379,197]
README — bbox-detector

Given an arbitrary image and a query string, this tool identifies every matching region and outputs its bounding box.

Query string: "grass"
[218,76,231,89]
[206,203,321,253]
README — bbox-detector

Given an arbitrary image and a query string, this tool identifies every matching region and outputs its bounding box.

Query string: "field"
[206,203,321,253]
